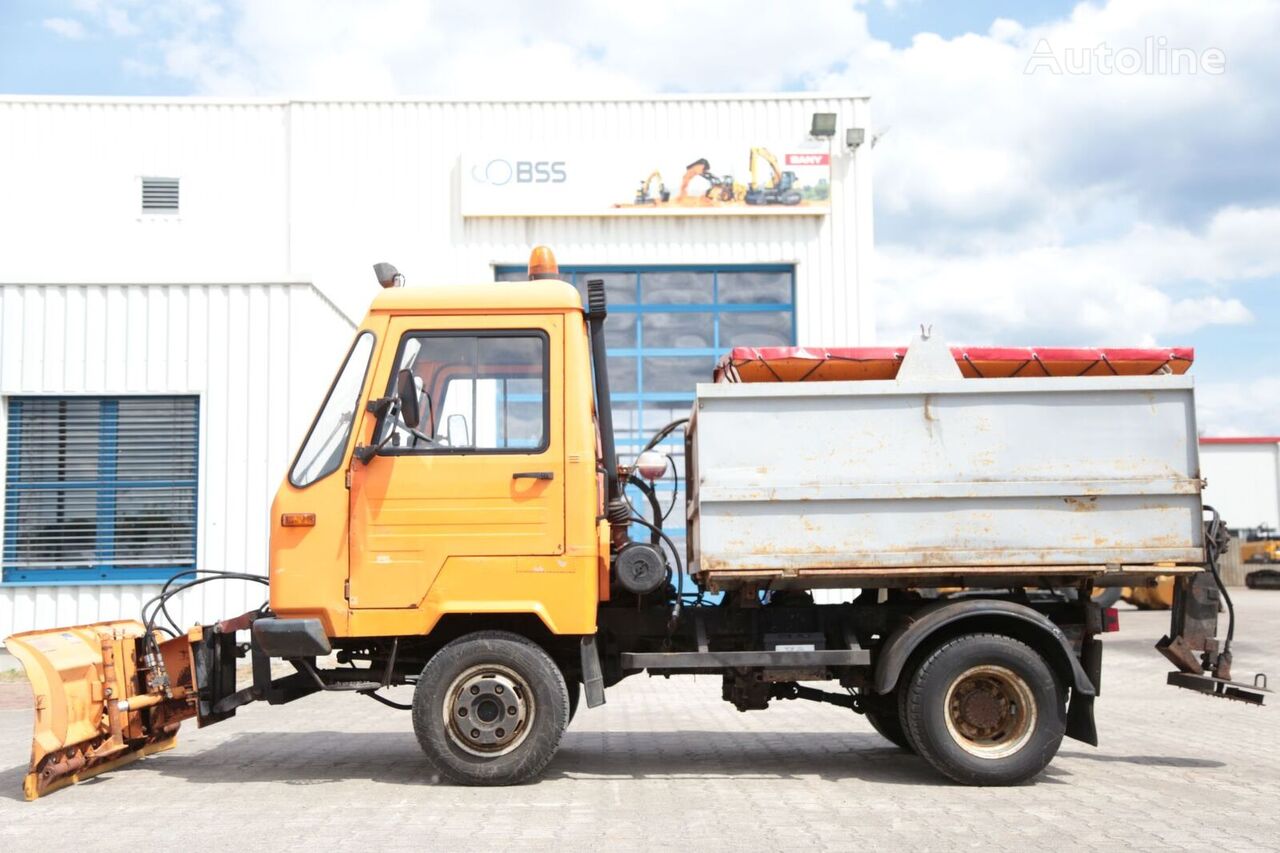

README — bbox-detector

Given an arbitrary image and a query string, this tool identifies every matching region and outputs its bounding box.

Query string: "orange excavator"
[677,158,739,203]
[677,158,711,200]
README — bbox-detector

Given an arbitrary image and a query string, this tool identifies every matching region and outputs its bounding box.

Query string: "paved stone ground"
[2,591,1278,852]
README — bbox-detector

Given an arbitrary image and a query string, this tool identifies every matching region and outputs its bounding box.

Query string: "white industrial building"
[0,93,873,638]
[1200,437,1280,532]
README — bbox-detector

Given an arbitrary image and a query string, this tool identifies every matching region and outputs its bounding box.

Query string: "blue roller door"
[496,264,796,567]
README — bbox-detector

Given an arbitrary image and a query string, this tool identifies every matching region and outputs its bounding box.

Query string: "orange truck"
[5,248,1269,800]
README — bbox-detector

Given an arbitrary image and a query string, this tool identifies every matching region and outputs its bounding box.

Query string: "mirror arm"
[354,415,433,465]
[399,418,434,444]
[366,396,395,417]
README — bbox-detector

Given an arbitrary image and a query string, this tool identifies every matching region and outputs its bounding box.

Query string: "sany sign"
[785,153,830,166]
[461,142,833,217]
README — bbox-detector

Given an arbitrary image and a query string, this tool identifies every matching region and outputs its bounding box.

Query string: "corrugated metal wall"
[0,282,353,636]
[0,100,290,285]
[0,96,871,342]
[285,96,873,341]
[0,94,871,636]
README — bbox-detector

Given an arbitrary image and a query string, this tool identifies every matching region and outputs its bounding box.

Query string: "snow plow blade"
[4,620,204,800]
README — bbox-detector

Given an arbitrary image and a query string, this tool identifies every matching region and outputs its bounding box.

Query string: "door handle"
[513,471,555,480]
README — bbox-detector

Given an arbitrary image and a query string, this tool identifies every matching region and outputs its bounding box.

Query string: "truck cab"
[269,279,604,641]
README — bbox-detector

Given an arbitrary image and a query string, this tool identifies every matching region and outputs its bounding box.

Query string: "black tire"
[862,693,914,752]
[412,630,569,786]
[566,679,580,725]
[900,633,1066,786]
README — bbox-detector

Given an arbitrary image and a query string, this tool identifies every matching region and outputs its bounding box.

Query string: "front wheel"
[412,631,569,785]
[899,633,1066,785]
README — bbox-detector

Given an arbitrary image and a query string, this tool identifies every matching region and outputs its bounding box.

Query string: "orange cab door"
[347,314,565,609]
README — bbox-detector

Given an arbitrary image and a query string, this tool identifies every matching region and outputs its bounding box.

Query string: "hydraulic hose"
[1203,505,1235,656]
[627,474,663,545]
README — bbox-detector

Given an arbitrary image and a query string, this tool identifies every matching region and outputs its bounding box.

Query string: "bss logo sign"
[473,159,567,186]
[516,161,567,183]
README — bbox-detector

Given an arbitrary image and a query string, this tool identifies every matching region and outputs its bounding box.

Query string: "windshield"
[289,331,375,487]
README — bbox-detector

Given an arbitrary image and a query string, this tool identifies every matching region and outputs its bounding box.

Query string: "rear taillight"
[1102,607,1120,633]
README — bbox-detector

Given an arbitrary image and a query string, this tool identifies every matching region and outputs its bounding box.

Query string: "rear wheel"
[862,693,914,752]
[900,633,1066,785]
[412,631,569,785]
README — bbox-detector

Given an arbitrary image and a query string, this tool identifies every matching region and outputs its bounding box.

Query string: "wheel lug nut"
[495,685,504,694]
[495,728,505,738]
[470,685,479,695]
[458,708,467,717]
[470,729,480,739]
[507,706,517,716]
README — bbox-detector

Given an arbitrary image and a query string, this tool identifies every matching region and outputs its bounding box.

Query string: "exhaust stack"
[585,278,630,547]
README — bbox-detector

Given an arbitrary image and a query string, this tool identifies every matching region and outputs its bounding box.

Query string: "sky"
[1,0,1278,435]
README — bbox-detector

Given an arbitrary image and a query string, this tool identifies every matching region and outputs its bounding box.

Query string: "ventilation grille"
[142,177,180,214]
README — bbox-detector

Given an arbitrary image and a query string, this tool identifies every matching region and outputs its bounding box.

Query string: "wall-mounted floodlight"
[810,112,837,138]
[373,262,404,288]
[846,127,866,150]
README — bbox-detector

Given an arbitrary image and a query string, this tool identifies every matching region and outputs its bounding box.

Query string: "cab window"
[289,331,375,487]
[380,332,548,453]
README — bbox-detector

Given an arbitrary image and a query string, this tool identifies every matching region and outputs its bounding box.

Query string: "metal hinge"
[345,469,352,488]
[343,580,350,600]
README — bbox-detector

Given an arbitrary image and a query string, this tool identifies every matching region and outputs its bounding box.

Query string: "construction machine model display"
[5,247,1269,800]
[677,157,712,200]
[633,171,670,205]
[674,157,740,203]
[745,146,802,205]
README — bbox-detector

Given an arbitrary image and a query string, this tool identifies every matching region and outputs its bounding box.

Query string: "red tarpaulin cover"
[715,346,1194,383]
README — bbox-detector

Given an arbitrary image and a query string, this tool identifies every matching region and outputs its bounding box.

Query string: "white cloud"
[41,0,1280,431]
[42,17,88,39]
[875,203,1280,343]
[103,6,141,36]
[1196,378,1280,436]
[139,0,871,98]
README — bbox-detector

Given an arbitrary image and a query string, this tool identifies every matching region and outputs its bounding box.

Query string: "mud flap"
[4,620,201,800]
[1065,694,1097,746]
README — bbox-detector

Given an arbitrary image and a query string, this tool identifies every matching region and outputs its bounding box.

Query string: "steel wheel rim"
[942,664,1037,759]
[442,663,534,758]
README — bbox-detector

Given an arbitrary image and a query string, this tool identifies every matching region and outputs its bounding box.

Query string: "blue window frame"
[495,264,796,566]
[3,396,199,584]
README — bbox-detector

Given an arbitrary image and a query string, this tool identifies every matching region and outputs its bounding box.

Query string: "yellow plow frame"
[5,620,202,799]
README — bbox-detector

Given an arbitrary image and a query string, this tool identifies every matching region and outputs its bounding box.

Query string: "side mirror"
[446,413,470,447]
[396,369,421,430]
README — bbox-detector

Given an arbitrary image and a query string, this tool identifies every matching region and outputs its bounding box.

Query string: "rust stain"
[1064,496,1099,512]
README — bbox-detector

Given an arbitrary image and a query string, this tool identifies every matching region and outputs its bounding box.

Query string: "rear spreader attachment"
[1166,671,1269,705]
[1157,567,1270,707]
